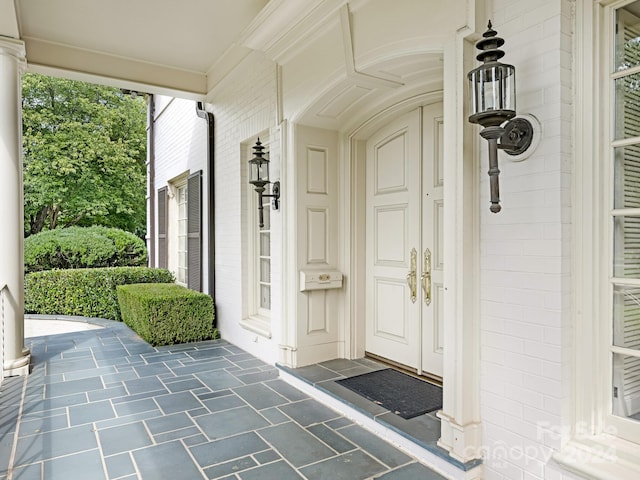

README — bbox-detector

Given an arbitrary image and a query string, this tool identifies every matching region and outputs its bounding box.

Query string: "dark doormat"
[336,368,442,419]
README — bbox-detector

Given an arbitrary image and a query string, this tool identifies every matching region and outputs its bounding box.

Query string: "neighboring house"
[147,96,208,292]
[1,0,640,479]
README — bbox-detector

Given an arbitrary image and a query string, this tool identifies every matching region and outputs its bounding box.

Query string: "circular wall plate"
[500,113,541,162]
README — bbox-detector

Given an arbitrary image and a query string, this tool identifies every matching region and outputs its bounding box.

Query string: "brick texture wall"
[207,51,279,362]
[478,1,578,478]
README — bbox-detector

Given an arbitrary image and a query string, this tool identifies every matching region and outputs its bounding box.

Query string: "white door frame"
[344,92,443,363]
[338,43,482,464]
[274,6,485,461]
[359,103,444,377]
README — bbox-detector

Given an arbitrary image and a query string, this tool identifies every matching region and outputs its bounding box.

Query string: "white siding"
[152,97,208,291]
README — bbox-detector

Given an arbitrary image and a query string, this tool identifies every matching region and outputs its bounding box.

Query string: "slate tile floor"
[0,317,447,479]
[278,360,443,449]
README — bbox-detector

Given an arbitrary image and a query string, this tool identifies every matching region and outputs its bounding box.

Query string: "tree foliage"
[22,73,147,237]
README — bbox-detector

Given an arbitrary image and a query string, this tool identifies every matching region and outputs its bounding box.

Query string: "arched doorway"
[363,103,444,379]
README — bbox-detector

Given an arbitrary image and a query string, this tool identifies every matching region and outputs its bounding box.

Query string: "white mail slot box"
[299,270,343,291]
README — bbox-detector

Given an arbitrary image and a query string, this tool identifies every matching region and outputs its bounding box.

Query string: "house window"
[611,1,640,436]
[240,136,272,338]
[257,201,272,313]
[557,2,640,475]
[157,170,202,291]
[176,184,188,286]
[249,138,272,318]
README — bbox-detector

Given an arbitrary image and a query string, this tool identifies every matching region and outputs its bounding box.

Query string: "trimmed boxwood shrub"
[24,226,147,273]
[25,267,174,320]
[117,283,216,346]
[84,226,147,267]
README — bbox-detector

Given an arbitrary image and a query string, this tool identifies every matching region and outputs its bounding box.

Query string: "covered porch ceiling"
[0,0,279,99]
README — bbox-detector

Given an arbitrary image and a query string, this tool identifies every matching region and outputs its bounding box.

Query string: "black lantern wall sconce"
[468,21,540,213]
[248,138,280,228]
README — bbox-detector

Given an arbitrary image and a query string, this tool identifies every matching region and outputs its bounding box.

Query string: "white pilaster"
[0,37,30,377]
[436,1,485,464]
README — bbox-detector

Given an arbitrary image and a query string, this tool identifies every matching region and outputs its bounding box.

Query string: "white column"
[0,37,30,377]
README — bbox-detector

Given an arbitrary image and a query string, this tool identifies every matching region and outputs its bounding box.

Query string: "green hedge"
[25,267,174,320]
[117,283,216,346]
[24,226,147,273]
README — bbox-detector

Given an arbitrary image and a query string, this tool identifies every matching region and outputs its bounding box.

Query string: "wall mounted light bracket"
[498,117,534,155]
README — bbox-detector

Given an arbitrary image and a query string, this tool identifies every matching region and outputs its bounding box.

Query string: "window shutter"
[187,171,202,291]
[157,187,168,268]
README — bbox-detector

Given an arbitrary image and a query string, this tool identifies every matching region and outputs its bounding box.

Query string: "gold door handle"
[421,248,431,306]
[407,247,417,303]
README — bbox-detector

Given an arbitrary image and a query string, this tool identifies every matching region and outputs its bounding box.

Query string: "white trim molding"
[556,0,640,476]
[435,7,483,465]
[0,36,26,64]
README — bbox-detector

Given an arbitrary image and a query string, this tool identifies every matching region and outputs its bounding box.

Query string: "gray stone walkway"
[0,316,446,479]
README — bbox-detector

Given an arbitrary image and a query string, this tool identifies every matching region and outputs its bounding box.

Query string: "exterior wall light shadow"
[468,21,541,213]
[249,138,280,227]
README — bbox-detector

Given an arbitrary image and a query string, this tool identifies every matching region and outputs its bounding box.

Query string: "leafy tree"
[22,73,147,237]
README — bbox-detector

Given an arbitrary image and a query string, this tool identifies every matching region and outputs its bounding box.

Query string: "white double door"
[365,104,444,378]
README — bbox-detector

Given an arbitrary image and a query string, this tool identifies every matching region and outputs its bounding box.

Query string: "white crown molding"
[338,4,404,88]
[206,0,343,93]
[239,0,345,64]
[0,36,25,62]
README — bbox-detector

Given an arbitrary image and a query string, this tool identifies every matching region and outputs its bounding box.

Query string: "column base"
[4,348,30,377]
[278,344,297,367]
[437,411,483,463]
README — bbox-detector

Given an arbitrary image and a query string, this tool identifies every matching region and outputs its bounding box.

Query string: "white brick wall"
[479,1,577,478]
[206,51,279,363]
[151,52,279,362]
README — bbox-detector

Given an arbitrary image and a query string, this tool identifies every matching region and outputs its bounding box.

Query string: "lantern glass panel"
[259,160,269,183]
[249,159,270,185]
[249,161,257,184]
[469,63,516,116]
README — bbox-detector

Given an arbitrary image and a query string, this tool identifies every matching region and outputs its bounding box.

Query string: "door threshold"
[365,352,443,387]
[276,361,482,479]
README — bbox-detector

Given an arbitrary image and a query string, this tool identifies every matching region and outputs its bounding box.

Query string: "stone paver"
[0,316,448,479]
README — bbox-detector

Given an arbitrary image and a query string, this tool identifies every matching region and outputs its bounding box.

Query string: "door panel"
[374,133,408,193]
[366,109,421,369]
[365,103,444,377]
[421,104,444,376]
[374,278,408,339]
[375,206,407,264]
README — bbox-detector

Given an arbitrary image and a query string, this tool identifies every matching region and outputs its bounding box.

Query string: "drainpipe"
[148,94,156,266]
[195,102,215,302]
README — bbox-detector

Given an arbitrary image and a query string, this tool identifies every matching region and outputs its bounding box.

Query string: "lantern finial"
[475,22,505,63]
